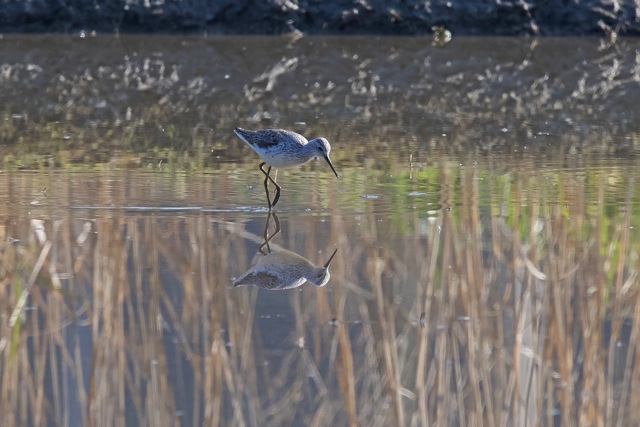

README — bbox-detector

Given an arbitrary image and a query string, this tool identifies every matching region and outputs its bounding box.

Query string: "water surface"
[2,34,640,427]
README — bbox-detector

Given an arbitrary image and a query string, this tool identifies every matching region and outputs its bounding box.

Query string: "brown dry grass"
[0,156,639,426]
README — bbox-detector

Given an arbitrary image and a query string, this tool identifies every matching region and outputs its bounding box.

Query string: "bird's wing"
[236,128,306,148]
[233,271,304,290]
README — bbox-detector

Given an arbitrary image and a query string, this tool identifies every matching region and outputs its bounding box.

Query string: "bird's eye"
[317,146,323,151]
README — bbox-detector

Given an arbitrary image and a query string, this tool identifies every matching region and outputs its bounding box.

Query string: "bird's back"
[233,250,316,290]
[234,127,313,168]
[234,128,307,149]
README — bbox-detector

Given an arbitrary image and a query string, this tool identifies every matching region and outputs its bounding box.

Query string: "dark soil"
[0,0,637,36]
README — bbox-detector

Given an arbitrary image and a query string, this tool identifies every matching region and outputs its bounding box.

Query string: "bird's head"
[310,138,339,178]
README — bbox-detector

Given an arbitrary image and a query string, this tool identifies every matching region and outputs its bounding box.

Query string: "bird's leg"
[259,211,281,255]
[259,162,274,209]
[271,169,281,208]
[259,162,281,209]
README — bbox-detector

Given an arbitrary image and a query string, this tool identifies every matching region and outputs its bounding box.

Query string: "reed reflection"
[234,212,338,290]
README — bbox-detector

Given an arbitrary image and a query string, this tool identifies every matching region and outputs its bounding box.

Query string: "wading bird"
[233,127,339,209]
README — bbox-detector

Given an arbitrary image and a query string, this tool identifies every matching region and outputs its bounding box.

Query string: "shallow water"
[2,34,640,426]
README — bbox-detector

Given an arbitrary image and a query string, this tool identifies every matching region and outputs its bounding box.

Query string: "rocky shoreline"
[0,0,637,36]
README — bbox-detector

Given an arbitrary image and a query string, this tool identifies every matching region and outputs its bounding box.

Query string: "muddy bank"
[0,0,637,36]
[1,34,639,166]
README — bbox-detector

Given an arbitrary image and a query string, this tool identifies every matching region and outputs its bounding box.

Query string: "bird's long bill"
[323,155,339,178]
[323,248,339,268]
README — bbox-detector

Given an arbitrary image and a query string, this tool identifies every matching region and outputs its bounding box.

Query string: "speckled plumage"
[233,248,338,290]
[233,127,339,209]
[234,127,337,169]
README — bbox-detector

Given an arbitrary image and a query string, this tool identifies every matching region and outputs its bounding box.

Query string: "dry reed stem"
[1,162,639,426]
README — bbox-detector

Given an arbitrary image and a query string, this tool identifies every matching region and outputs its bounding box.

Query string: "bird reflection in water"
[233,212,338,290]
